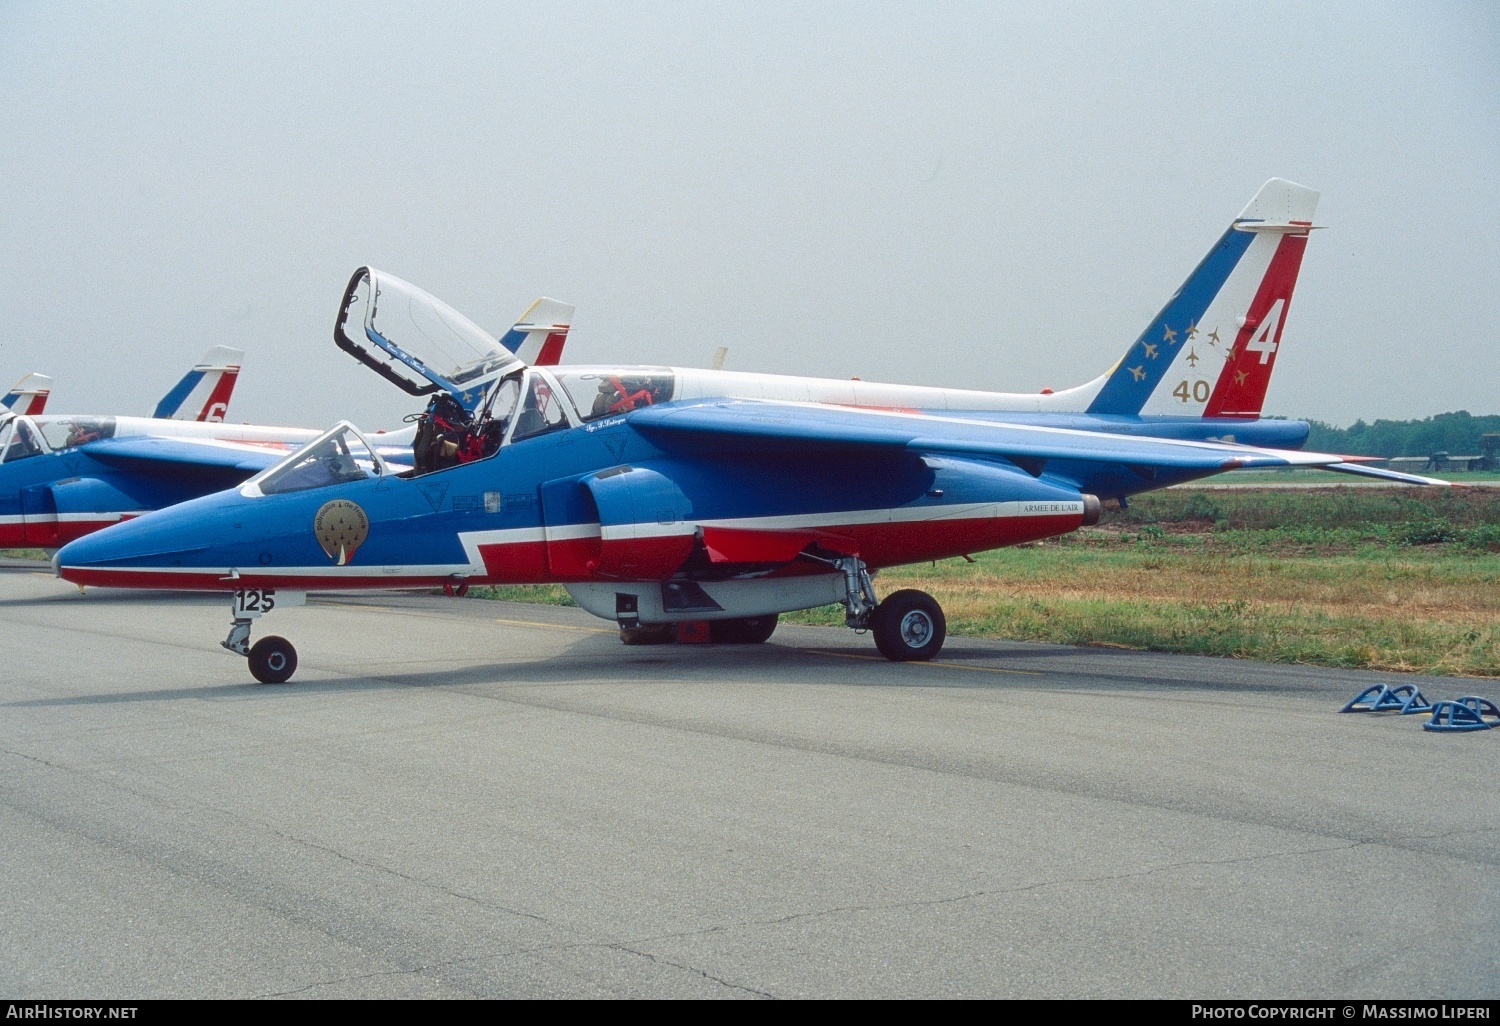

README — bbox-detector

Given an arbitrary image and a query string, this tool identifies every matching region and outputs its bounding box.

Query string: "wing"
[80,436,290,479]
[627,399,1451,487]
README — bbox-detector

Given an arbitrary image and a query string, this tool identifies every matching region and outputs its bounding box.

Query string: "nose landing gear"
[223,589,305,684]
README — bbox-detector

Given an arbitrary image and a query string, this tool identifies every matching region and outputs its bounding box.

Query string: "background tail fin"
[2,373,52,416]
[152,346,243,422]
[1086,178,1320,418]
[497,298,574,366]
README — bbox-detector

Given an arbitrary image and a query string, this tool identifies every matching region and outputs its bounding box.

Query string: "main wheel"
[248,635,298,684]
[871,590,946,662]
[619,623,675,646]
[709,614,779,644]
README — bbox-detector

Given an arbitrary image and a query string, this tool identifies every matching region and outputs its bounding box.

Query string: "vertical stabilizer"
[2,373,53,416]
[1086,179,1320,418]
[153,346,244,422]
[497,298,574,366]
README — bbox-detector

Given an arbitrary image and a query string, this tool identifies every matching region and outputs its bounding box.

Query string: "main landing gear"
[614,559,947,662]
[222,589,304,684]
[829,556,946,662]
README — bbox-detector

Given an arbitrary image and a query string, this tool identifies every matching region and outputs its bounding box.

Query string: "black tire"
[248,635,298,684]
[619,623,675,646]
[709,614,779,644]
[871,590,946,662]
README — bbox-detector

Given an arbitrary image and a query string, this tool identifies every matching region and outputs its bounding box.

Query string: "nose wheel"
[248,636,299,684]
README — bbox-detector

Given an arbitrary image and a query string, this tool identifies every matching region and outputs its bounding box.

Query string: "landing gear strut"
[830,556,878,629]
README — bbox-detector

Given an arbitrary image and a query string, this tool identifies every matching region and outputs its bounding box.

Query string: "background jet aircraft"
[2,374,53,417]
[152,345,243,422]
[0,345,300,549]
[497,297,574,367]
[55,251,1443,684]
[4,346,241,426]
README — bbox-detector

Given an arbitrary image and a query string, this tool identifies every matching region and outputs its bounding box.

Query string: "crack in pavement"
[256,822,554,927]
[606,943,775,999]
[250,943,776,1000]
[574,830,1472,946]
[250,956,481,999]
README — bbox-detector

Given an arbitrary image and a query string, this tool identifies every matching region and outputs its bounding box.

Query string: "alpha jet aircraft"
[55,259,1444,683]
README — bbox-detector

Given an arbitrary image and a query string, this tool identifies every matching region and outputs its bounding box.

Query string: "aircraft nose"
[54,519,166,573]
[54,494,230,586]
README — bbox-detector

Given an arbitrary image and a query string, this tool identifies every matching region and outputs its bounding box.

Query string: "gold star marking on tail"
[1143,343,1159,359]
[1129,365,1147,381]
[1162,325,1178,344]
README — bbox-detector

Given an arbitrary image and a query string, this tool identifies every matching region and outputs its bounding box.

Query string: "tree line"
[1302,411,1500,458]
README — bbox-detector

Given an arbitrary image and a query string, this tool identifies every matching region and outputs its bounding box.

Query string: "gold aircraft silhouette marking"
[1185,348,1199,367]
[1235,370,1249,385]
[1186,321,1198,340]
[1207,327,1221,345]
[1129,365,1147,381]
[1162,325,1178,344]
[1143,343,1159,359]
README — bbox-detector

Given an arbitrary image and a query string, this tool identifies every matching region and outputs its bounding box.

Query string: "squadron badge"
[313,499,369,566]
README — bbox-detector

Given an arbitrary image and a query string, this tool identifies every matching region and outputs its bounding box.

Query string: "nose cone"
[55,490,239,589]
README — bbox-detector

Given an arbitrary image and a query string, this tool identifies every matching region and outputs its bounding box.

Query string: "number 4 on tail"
[1244,299,1285,365]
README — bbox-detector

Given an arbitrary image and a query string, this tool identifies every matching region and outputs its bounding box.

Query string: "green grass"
[784,535,1500,676]
[471,584,576,606]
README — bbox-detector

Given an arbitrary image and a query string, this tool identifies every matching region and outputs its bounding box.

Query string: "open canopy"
[334,267,525,410]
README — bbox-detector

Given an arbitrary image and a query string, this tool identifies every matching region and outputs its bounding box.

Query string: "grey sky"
[2,1,1496,430]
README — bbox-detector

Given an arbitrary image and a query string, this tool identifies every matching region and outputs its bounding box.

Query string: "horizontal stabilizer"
[1322,462,1452,487]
